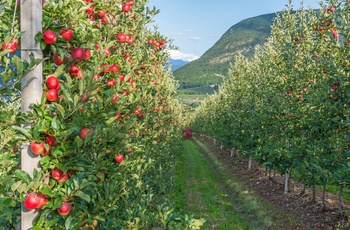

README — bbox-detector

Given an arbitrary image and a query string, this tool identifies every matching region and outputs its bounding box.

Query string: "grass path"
[172,139,252,230]
[171,139,298,230]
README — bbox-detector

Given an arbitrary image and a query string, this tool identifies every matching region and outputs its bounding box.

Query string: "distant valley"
[173,12,278,107]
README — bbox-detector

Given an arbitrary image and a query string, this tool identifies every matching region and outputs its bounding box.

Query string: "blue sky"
[147,0,321,61]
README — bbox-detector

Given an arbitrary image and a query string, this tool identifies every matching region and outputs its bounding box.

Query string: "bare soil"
[196,134,350,230]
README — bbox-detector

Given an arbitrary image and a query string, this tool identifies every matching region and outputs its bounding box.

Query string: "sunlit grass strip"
[174,139,252,230]
[194,139,299,230]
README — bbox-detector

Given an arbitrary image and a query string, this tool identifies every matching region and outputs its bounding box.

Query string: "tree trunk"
[300,183,305,195]
[230,148,234,158]
[248,156,252,170]
[312,175,316,203]
[338,186,343,215]
[284,169,290,194]
[322,183,326,210]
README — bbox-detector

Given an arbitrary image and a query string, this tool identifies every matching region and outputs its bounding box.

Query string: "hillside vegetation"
[174,13,276,90]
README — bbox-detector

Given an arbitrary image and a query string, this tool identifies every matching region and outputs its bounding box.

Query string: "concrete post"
[20,0,42,229]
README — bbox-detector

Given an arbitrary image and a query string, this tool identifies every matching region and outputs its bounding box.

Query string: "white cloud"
[189,36,202,41]
[168,50,199,62]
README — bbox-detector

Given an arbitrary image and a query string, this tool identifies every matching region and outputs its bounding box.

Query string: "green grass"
[171,139,252,230]
[170,139,300,230]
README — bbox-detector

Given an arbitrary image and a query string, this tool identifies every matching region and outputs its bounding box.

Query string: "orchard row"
[0,0,193,229]
[190,0,350,213]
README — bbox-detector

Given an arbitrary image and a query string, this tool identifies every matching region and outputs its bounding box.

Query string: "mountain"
[167,58,189,72]
[173,13,277,89]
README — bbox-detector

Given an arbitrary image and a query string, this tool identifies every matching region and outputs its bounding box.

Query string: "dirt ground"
[196,134,350,230]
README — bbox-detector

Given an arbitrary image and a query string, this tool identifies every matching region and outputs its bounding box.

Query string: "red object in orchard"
[98,10,106,17]
[23,193,40,210]
[52,53,64,65]
[45,134,58,146]
[69,66,83,79]
[30,141,45,155]
[114,153,124,163]
[84,49,91,60]
[52,168,69,182]
[43,30,57,44]
[80,128,92,139]
[71,47,85,62]
[36,193,48,209]
[332,28,339,39]
[122,3,131,13]
[183,128,193,140]
[46,89,59,102]
[60,29,73,41]
[2,38,19,54]
[42,147,51,156]
[117,33,126,43]
[107,79,116,88]
[86,6,94,15]
[57,202,72,216]
[46,75,60,89]
[109,64,119,72]
[111,93,118,104]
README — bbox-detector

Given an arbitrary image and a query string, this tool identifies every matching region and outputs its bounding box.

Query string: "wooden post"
[20,0,42,229]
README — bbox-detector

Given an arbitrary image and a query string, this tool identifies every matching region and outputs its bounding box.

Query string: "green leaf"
[65,215,74,229]
[76,190,90,203]
[51,116,61,130]
[54,102,65,118]
[12,55,23,75]
[11,125,32,139]
[40,186,54,197]
[53,64,65,77]
[15,170,32,185]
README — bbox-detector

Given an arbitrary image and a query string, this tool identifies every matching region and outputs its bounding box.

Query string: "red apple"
[86,6,94,15]
[52,53,64,65]
[107,79,116,88]
[69,66,83,79]
[42,147,51,156]
[2,38,19,54]
[84,49,91,60]
[46,89,59,102]
[98,10,106,17]
[43,30,57,45]
[117,33,126,43]
[93,74,101,81]
[80,128,92,139]
[46,75,60,89]
[60,29,73,41]
[57,202,72,216]
[30,141,44,155]
[71,47,85,62]
[23,193,40,210]
[52,168,69,182]
[122,3,131,13]
[119,74,125,82]
[45,135,58,146]
[109,64,119,72]
[36,193,48,209]
[111,93,118,104]
[51,168,64,180]
[57,173,69,183]
[114,153,124,163]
